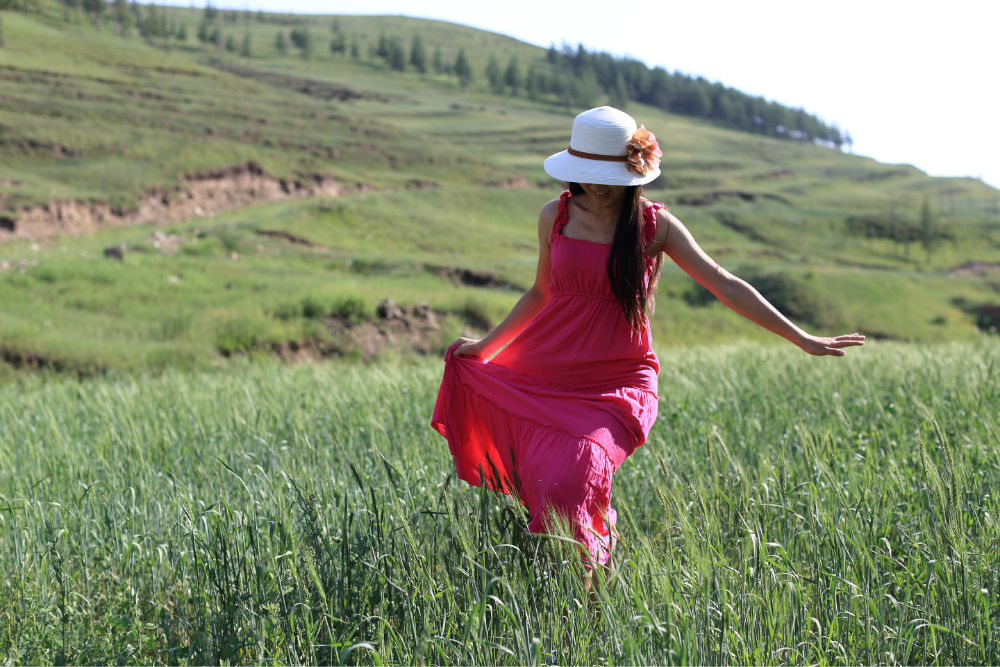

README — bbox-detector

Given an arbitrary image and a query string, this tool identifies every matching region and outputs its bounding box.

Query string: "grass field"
[2,341,1000,664]
[1,2,999,374]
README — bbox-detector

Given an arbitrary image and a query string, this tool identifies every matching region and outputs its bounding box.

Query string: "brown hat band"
[567,146,628,162]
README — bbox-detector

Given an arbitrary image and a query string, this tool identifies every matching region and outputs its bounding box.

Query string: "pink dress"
[432,190,662,564]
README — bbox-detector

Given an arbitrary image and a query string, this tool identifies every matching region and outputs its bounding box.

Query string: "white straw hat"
[544,106,661,186]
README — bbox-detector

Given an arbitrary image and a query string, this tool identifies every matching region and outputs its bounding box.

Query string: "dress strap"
[551,190,571,242]
[642,201,665,257]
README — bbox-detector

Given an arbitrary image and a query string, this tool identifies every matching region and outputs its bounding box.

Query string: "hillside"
[0,1,999,374]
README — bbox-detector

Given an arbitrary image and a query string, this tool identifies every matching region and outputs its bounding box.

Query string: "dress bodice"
[489,190,662,394]
[548,190,662,299]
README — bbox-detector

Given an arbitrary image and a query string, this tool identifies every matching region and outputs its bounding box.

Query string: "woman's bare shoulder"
[538,198,562,229]
[540,198,562,218]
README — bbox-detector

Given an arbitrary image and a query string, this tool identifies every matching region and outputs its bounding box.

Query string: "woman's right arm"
[448,200,559,359]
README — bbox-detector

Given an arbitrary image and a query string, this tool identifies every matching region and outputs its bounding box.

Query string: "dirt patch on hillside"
[485,175,532,188]
[966,304,1000,333]
[333,300,450,359]
[254,229,329,250]
[851,170,910,183]
[426,265,524,291]
[1,347,67,372]
[268,300,470,362]
[949,262,1000,278]
[207,60,390,103]
[712,211,767,243]
[0,132,79,159]
[1,161,362,243]
[674,191,791,207]
[746,170,794,181]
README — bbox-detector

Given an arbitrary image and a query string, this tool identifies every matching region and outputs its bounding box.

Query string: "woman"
[432,106,864,565]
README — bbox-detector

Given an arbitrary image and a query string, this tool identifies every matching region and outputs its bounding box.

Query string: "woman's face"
[579,182,627,207]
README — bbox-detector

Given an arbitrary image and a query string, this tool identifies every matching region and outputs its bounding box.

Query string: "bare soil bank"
[0,162,361,243]
[270,300,455,363]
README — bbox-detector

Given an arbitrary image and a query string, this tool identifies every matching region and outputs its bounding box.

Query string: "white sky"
[161,0,1000,189]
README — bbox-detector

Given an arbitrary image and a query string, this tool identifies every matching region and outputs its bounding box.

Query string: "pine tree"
[111,0,131,37]
[290,28,312,59]
[921,196,936,263]
[330,32,345,54]
[486,55,503,94]
[350,38,358,59]
[81,0,105,28]
[376,33,388,58]
[387,38,405,71]
[176,23,186,41]
[0,14,4,49]
[454,48,471,89]
[274,31,286,55]
[203,2,217,21]
[526,66,542,100]
[240,31,250,57]
[608,73,628,110]
[225,34,236,52]
[197,19,210,43]
[140,3,159,39]
[504,56,522,96]
[410,35,426,73]
[433,46,443,74]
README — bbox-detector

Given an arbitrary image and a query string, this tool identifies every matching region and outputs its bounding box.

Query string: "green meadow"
[0,1,998,373]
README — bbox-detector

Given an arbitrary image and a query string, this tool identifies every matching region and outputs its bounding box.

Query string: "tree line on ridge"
[0,0,847,148]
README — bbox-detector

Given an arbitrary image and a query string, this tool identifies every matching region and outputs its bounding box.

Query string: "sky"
[161,0,1000,188]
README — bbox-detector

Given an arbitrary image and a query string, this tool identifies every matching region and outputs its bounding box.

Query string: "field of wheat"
[1,341,998,665]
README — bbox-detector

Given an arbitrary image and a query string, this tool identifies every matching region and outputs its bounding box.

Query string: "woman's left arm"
[649,208,865,357]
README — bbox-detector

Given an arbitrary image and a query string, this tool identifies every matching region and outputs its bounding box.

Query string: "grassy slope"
[0,2,999,373]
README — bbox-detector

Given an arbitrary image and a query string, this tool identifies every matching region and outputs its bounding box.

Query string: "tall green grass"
[1,341,999,664]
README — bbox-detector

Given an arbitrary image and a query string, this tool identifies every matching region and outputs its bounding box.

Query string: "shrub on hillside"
[181,239,219,257]
[300,295,327,319]
[215,314,274,356]
[271,295,373,325]
[682,270,840,329]
[743,270,838,328]
[333,295,372,325]
[682,279,717,307]
[214,228,245,253]
[159,312,193,340]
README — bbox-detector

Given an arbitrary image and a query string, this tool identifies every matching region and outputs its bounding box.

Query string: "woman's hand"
[446,337,486,360]
[797,333,866,357]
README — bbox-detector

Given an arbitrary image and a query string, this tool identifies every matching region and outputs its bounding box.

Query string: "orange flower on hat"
[625,125,662,176]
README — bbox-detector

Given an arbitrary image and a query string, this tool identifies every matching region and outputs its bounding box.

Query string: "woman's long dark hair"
[569,182,663,334]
